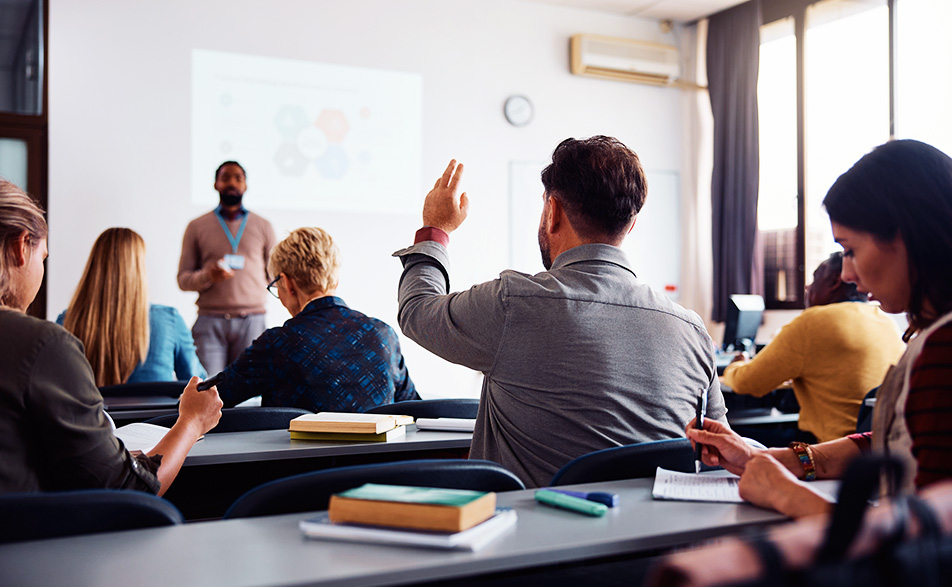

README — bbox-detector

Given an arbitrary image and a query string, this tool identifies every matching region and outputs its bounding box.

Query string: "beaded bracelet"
[788,441,817,481]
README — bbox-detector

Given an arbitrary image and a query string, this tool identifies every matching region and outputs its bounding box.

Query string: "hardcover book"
[328,483,497,532]
[289,412,414,434]
[289,425,407,442]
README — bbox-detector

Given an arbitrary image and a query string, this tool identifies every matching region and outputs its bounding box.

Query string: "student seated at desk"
[58,228,207,386]
[393,137,726,488]
[689,139,952,518]
[0,180,222,495]
[722,252,905,443]
[216,227,419,412]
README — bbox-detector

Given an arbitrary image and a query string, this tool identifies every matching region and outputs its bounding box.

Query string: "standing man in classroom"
[393,136,727,487]
[178,161,277,375]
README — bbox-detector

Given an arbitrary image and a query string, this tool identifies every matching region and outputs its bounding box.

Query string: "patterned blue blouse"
[57,304,206,383]
[217,296,418,412]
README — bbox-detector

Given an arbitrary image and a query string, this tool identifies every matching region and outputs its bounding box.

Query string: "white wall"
[48,0,684,398]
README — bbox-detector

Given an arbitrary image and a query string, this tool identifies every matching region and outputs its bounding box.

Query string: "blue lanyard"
[214,208,249,254]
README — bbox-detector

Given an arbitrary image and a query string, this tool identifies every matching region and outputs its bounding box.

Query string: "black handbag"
[733,455,952,587]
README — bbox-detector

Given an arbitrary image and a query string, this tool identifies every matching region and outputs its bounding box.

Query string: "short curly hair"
[269,227,340,294]
[540,135,647,239]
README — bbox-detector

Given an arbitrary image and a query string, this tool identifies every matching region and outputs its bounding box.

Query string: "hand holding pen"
[197,372,225,391]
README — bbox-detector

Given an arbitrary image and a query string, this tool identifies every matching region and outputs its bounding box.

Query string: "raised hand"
[422,160,469,234]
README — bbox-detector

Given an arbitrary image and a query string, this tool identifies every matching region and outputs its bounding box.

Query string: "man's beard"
[538,218,552,270]
[220,189,243,207]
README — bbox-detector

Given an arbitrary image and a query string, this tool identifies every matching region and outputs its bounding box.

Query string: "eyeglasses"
[266,275,282,299]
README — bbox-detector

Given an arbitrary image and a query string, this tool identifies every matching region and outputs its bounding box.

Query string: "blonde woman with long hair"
[59,228,206,386]
[0,179,221,495]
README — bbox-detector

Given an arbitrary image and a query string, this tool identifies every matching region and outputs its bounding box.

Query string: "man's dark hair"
[823,252,865,302]
[540,136,647,239]
[823,139,952,335]
[215,161,246,181]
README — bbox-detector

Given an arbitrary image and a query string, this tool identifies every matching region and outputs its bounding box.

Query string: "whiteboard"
[508,162,680,300]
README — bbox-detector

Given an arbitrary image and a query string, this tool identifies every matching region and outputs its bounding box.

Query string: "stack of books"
[288,412,414,442]
[299,483,517,551]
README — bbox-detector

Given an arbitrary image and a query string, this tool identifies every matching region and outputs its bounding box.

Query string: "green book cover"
[337,483,487,507]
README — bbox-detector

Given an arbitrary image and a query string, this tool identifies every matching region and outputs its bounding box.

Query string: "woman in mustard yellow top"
[722,252,905,442]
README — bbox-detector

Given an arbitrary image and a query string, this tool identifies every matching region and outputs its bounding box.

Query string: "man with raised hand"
[393,136,726,487]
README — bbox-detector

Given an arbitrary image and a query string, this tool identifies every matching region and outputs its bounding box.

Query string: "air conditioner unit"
[570,34,681,86]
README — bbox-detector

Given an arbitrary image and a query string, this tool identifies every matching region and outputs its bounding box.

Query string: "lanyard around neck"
[214,208,249,254]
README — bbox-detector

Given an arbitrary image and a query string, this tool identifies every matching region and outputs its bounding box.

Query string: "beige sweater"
[177,210,276,316]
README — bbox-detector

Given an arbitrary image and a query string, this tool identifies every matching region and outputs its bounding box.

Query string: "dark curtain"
[707,0,762,322]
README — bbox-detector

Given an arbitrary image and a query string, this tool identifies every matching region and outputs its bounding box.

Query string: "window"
[0,0,47,317]
[757,0,890,309]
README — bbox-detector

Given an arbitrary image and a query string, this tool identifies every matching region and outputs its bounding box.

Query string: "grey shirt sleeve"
[393,241,507,373]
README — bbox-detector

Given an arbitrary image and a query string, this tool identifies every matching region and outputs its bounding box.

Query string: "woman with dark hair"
[0,179,221,495]
[688,139,952,517]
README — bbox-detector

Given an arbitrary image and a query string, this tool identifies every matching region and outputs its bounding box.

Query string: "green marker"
[534,489,608,517]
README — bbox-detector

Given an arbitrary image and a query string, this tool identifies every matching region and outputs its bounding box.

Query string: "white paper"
[114,423,171,453]
[299,508,517,552]
[651,467,745,503]
[415,418,476,432]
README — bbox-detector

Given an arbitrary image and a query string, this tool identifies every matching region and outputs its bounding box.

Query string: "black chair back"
[855,387,878,433]
[145,407,312,432]
[99,381,189,398]
[223,459,525,519]
[363,399,479,419]
[0,489,183,543]
[549,438,695,486]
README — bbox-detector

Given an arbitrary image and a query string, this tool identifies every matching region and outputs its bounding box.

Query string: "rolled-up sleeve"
[393,241,508,374]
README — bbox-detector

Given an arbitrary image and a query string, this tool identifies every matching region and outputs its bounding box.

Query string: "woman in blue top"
[58,228,206,386]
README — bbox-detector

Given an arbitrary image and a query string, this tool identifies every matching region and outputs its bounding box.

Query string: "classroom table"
[0,477,792,587]
[164,428,473,520]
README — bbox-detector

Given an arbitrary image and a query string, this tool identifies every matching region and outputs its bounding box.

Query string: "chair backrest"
[223,459,525,519]
[145,407,312,432]
[549,438,696,486]
[856,386,878,433]
[363,399,479,419]
[0,489,183,543]
[99,381,189,398]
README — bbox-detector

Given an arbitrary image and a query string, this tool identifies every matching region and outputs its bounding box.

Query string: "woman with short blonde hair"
[60,228,206,387]
[268,226,340,297]
[216,226,418,412]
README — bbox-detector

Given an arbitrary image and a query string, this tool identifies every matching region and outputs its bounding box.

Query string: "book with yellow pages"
[289,425,407,442]
[328,483,497,533]
[289,412,414,434]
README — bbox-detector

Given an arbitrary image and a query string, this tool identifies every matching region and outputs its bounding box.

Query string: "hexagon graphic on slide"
[273,143,309,177]
[296,126,330,159]
[274,105,310,141]
[316,145,349,179]
[315,109,350,143]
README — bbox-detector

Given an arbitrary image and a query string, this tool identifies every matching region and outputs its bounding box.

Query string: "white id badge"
[223,254,245,270]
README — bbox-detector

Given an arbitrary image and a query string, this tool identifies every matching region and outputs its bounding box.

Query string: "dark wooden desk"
[164,428,473,520]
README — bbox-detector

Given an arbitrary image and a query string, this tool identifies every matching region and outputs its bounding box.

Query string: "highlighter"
[534,489,608,517]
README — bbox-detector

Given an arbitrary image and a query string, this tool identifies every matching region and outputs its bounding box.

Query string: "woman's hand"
[738,453,801,510]
[178,376,223,436]
[685,418,757,475]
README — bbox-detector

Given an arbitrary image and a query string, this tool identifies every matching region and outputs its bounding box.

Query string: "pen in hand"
[196,372,225,391]
[694,392,705,474]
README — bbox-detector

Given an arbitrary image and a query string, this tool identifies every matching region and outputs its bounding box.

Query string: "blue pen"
[545,488,619,508]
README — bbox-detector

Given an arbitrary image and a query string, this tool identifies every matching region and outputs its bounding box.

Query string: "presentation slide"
[191,49,422,214]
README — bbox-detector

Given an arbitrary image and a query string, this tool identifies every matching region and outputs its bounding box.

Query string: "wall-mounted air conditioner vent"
[570,34,680,86]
